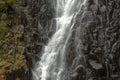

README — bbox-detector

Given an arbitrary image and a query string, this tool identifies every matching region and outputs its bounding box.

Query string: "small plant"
[0,0,28,79]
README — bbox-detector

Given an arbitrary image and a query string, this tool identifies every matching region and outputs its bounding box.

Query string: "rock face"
[16,0,56,79]
[21,0,55,55]
[65,0,120,80]
[16,0,120,80]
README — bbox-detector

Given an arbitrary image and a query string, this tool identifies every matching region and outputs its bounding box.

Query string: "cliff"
[0,0,120,80]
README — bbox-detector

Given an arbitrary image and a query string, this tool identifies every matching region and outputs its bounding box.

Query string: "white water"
[33,0,87,80]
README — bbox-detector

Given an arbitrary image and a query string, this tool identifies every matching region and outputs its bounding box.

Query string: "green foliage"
[0,24,7,31]
[0,0,15,5]
[0,0,28,79]
[0,0,5,11]
[0,59,4,67]
[8,0,16,4]
[0,24,7,46]
[1,13,7,20]
[0,0,16,14]
[0,0,15,47]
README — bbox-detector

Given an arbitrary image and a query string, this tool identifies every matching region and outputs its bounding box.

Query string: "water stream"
[32,0,87,80]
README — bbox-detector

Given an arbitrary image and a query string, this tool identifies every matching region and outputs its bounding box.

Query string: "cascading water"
[32,0,87,80]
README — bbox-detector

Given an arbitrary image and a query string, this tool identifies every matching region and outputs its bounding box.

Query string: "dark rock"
[14,0,120,80]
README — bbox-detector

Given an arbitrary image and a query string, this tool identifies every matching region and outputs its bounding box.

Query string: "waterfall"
[32,0,87,80]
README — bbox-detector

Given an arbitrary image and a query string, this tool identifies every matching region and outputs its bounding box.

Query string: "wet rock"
[14,0,120,80]
[66,0,120,80]
[88,60,103,69]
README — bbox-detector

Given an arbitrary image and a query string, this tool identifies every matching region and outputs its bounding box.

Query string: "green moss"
[0,0,5,4]
[0,24,7,30]
[0,24,7,47]
[0,0,15,4]
[0,1,5,12]
[0,0,16,13]
[7,0,16,4]
[1,13,7,19]
[0,59,4,67]
[0,0,28,79]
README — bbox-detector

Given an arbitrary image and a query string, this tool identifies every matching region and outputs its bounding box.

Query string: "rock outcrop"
[65,0,120,80]
[23,0,120,80]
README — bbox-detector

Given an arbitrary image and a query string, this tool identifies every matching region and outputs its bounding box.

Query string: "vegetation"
[0,0,27,80]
